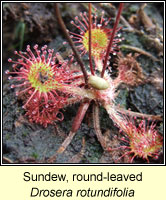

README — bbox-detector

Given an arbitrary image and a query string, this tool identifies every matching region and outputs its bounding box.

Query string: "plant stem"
[48,101,90,162]
[101,3,124,78]
[54,3,88,84]
[93,103,107,150]
[89,3,95,75]
[116,106,163,121]
[71,101,90,132]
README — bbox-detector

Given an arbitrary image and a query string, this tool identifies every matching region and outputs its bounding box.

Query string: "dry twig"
[120,44,159,61]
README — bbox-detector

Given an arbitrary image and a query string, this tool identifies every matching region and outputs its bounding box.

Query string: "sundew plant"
[5,3,163,164]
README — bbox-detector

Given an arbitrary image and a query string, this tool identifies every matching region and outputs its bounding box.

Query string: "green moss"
[122,32,143,49]
[22,132,28,137]
[31,152,38,159]
[5,134,11,140]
